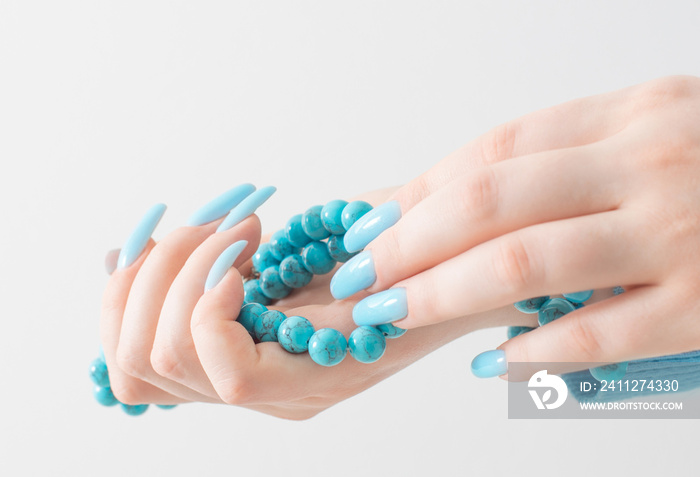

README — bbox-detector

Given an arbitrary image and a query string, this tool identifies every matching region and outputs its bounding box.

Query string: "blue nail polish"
[352,288,407,326]
[471,350,507,378]
[217,186,277,232]
[330,250,376,300]
[117,203,167,269]
[187,183,256,226]
[205,240,248,291]
[343,200,401,253]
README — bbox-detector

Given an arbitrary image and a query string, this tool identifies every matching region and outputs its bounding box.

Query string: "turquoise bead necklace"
[90,199,406,415]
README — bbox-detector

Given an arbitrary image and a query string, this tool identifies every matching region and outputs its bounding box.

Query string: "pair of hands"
[100,75,700,419]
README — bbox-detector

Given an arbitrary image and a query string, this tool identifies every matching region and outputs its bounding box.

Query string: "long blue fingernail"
[117,203,167,269]
[205,240,249,291]
[330,250,376,300]
[471,350,507,378]
[187,184,256,226]
[217,186,277,232]
[352,288,407,326]
[343,200,401,253]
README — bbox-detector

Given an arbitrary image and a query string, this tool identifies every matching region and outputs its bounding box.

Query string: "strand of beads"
[239,199,406,366]
[509,287,628,380]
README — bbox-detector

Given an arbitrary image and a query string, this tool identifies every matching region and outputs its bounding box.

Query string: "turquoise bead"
[269,229,300,261]
[259,265,292,299]
[514,296,550,314]
[89,357,110,387]
[572,301,585,309]
[121,403,149,416]
[243,279,272,306]
[308,328,347,367]
[301,205,331,240]
[326,234,356,262]
[279,254,313,288]
[156,404,177,410]
[376,323,406,339]
[238,303,267,337]
[341,200,373,231]
[613,286,625,295]
[251,243,280,273]
[285,214,312,248]
[589,362,629,381]
[254,309,286,342]
[506,326,535,339]
[99,345,105,362]
[302,241,336,275]
[563,290,593,303]
[93,385,118,407]
[537,297,576,326]
[278,316,315,353]
[348,326,386,364]
[321,200,349,235]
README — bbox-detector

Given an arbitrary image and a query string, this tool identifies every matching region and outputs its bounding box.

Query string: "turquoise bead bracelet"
[509,286,628,379]
[91,198,406,414]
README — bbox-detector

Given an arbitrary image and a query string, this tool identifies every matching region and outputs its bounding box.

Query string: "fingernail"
[105,248,120,275]
[343,200,401,253]
[471,350,507,378]
[330,250,376,300]
[117,203,167,269]
[217,186,277,232]
[352,288,407,326]
[187,183,256,226]
[205,240,249,291]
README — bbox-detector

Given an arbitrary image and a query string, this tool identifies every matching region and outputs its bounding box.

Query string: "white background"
[1,1,699,476]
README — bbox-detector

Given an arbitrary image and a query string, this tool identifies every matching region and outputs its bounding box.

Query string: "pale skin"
[101,75,700,419]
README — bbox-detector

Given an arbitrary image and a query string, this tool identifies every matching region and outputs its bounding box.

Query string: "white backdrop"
[1,1,698,475]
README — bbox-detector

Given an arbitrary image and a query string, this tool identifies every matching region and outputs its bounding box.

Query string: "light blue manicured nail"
[352,288,407,326]
[330,250,376,300]
[471,350,507,378]
[216,186,277,232]
[187,183,256,226]
[205,240,248,291]
[117,203,167,269]
[343,200,402,253]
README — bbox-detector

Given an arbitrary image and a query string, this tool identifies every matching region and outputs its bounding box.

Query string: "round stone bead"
[156,404,177,410]
[121,403,149,416]
[278,316,315,353]
[326,234,356,263]
[301,205,331,241]
[506,326,535,339]
[308,328,347,367]
[279,254,313,288]
[259,265,292,299]
[238,302,267,337]
[341,200,373,231]
[285,214,312,248]
[269,229,300,261]
[376,323,406,339]
[93,385,118,407]
[537,297,576,326]
[321,200,349,235]
[514,296,550,314]
[348,326,386,364]
[563,290,594,303]
[302,241,336,275]
[252,243,280,273]
[589,362,629,381]
[89,357,110,387]
[612,286,625,295]
[243,279,272,306]
[254,309,287,342]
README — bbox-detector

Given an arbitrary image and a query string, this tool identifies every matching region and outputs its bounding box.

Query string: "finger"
[149,216,261,398]
[353,210,660,329]
[105,249,120,275]
[487,284,700,381]
[332,138,627,299]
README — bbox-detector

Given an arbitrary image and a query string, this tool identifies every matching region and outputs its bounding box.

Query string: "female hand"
[99,186,524,420]
[328,75,700,379]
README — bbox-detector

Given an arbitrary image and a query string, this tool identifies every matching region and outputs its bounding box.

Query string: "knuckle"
[634,75,700,109]
[455,167,499,221]
[492,234,537,293]
[481,120,521,164]
[218,375,255,406]
[109,380,143,406]
[393,175,431,210]
[150,345,183,381]
[568,318,605,362]
[116,345,148,380]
